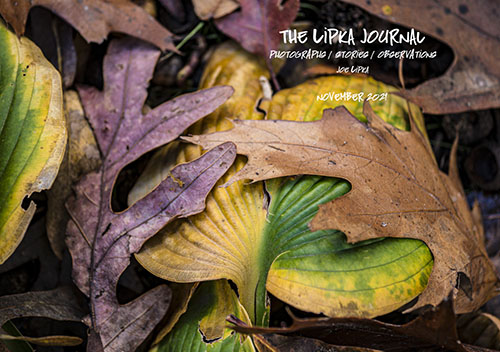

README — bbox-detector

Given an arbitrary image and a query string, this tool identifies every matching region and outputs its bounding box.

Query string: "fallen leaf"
[215,0,299,86]
[458,312,500,350]
[128,42,269,204]
[0,335,83,347]
[151,281,254,352]
[0,287,86,327]
[137,44,434,325]
[193,0,239,20]
[151,283,198,346]
[0,287,85,347]
[46,90,101,259]
[0,0,175,52]
[0,22,66,264]
[252,334,382,352]
[339,0,500,114]
[65,37,236,351]
[185,100,499,313]
[228,297,479,352]
[215,0,299,57]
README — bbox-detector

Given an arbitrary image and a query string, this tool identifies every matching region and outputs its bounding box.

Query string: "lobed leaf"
[186,91,499,314]
[65,38,236,351]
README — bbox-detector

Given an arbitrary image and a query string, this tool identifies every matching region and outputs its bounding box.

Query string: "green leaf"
[0,21,66,263]
[151,281,255,352]
[136,43,433,325]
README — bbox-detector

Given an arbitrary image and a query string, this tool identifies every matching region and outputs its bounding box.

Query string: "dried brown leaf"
[185,102,499,314]
[193,0,239,20]
[0,287,86,327]
[0,0,175,51]
[228,298,484,352]
[340,0,500,114]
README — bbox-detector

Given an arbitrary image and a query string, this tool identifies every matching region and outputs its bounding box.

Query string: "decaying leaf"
[26,8,77,89]
[151,283,198,346]
[0,287,86,327]
[215,0,299,57]
[185,98,499,313]
[65,37,236,351]
[192,0,239,20]
[0,0,175,52]
[0,335,83,347]
[137,43,434,326]
[151,281,255,352]
[228,297,482,352]
[251,334,382,352]
[458,312,500,350]
[0,22,66,264]
[339,0,500,114]
[47,90,101,259]
[0,287,86,347]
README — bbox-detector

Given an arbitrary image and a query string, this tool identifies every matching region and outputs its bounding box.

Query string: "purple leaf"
[65,37,236,352]
[215,0,299,57]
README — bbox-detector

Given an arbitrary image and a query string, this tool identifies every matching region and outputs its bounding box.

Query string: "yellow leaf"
[0,22,66,264]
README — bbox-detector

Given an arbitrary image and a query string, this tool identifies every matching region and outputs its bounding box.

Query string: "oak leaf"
[0,0,175,51]
[339,0,500,114]
[136,43,434,326]
[185,101,499,314]
[65,38,236,351]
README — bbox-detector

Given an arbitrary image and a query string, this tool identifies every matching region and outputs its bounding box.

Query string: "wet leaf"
[137,44,433,324]
[0,22,66,264]
[215,0,300,57]
[151,281,254,352]
[185,97,499,314]
[339,0,500,114]
[65,37,236,351]
[192,0,239,20]
[0,0,175,52]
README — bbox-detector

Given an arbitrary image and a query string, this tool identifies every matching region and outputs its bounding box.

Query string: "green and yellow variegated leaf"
[136,42,433,324]
[151,280,255,352]
[0,22,65,264]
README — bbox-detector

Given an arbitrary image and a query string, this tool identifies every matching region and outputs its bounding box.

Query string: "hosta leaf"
[0,22,66,264]
[265,175,432,317]
[136,43,433,324]
[151,281,254,352]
